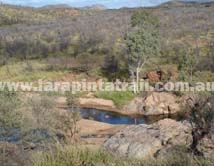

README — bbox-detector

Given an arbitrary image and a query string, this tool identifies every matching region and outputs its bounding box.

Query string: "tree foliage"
[178,47,199,82]
[125,10,160,92]
[131,10,159,27]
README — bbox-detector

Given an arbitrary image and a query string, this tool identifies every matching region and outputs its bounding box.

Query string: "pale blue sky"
[0,0,171,8]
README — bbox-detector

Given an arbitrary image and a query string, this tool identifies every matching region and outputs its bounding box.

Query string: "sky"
[0,0,172,8]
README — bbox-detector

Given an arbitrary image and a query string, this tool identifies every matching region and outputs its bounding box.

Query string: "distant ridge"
[161,0,186,6]
[181,0,214,3]
[160,0,214,6]
[1,1,214,9]
[40,4,72,9]
[81,4,107,10]
[39,4,107,10]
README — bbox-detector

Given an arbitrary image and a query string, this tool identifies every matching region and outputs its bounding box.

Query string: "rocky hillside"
[0,2,213,58]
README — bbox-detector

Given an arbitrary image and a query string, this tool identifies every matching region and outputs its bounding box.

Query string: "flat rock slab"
[103,119,192,159]
[78,119,126,147]
[78,119,125,135]
[78,98,116,111]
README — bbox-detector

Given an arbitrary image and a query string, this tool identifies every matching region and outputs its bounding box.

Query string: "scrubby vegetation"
[0,3,213,82]
[185,93,214,155]
[32,145,214,166]
[0,90,22,142]
[0,1,213,166]
[0,91,81,165]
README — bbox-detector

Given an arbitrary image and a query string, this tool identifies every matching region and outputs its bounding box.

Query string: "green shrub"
[193,71,214,82]
[95,91,136,108]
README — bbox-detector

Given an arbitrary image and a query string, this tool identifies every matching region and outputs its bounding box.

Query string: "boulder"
[146,68,178,82]
[124,92,181,116]
[103,119,192,159]
[147,71,160,82]
[123,97,144,115]
[197,134,214,158]
[142,92,180,115]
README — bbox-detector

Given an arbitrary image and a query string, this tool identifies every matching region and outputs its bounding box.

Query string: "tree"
[197,41,214,72]
[185,93,214,155]
[131,10,159,27]
[54,93,81,142]
[178,46,199,82]
[125,11,160,93]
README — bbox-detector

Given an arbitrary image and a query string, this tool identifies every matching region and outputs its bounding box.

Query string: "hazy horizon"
[0,0,172,9]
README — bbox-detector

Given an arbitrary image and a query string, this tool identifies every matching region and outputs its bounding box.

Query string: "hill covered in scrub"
[0,2,213,55]
[0,2,213,80]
